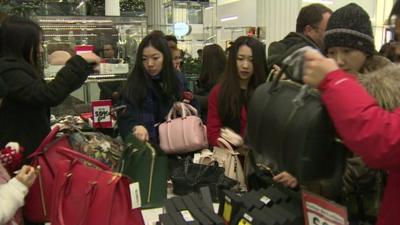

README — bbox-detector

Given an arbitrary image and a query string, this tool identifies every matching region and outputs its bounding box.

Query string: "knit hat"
[324,3,375,55]
[0,77,6,98]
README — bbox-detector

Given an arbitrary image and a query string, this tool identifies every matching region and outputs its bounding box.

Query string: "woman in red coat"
[206,36,266,147]
[303,47,400,225]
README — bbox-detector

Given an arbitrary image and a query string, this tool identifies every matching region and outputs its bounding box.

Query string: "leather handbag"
[24,126,85,223]
[171,158,237,200]
[118,134,168,208]
[50,148,144,225]
[159,102,208,154]
[211,138,247,192]
[246,78,346,182]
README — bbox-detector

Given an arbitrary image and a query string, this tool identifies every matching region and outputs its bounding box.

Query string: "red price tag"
[92,100,112,128]
[74,45,94,55]
[302,191,348,225]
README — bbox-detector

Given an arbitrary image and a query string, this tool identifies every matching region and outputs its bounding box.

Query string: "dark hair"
[198,44,226,88]
[0,16,42,76]
[165,35,178,44]
[296,3,332,33]
[122,32,180,107]
[218,36,266,122]
[390,1,400,24]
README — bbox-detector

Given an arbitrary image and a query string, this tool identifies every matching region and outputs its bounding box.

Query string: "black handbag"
[246,74,346,181]
[171,158,237,200]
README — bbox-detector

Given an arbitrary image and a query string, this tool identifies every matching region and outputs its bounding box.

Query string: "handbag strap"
[56,147,111,171]
[57,171,97,225]
[166,102,199,121]
[29,126,60,157]
[216,138,238,155]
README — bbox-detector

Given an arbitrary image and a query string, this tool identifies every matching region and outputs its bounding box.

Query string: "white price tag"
[259,196,271,205]
[180,210,195,222]
[307,212,335,225]
[129,182,141,209]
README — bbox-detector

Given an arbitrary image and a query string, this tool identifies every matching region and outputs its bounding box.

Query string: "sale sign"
[92,100,112,128]
[74,45,94,55]
[302,191,348,225]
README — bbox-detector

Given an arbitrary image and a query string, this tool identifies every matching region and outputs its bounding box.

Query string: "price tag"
[92,100,112,128]
[238,213,253,225]
[129,182,141,209]
[180,210,195,222]
[222,199,232,223]
[74,45,94,55]
[302,191,348,225]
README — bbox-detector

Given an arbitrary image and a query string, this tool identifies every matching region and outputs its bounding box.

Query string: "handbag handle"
[32,126,60,154]
[57,168,98,225]
[217,138,237,155]
[55,147,111,171]
[165,102,198,121]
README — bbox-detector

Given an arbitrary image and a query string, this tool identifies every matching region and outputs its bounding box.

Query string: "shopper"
[267,3,332,76]
[320,4,391,223]
[0,16,100,160]
[194,44,226,122]
[98,43,122,101]
[0,76,37,225]
[302,4,400,225]
[207,36,266,146]
[0,164,37,225]
[117,32,188,143]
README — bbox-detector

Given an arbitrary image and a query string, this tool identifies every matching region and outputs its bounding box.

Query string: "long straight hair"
[198,44,226,88]
[122,32,180,107]
[218,36,267,122]
[0,16,42,76]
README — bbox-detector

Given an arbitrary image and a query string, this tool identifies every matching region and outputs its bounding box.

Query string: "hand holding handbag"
[159,102,208,154]
[213,138,247,192]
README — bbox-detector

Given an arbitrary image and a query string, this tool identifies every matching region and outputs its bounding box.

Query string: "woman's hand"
[132,125,149,141]
[78,52,101,66]
[303,50,339,88]
[15,165,37,188]
[273,171,298,188]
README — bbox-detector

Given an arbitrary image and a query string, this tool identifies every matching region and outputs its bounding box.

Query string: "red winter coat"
[206,84,247,146]
[318,69,400,225]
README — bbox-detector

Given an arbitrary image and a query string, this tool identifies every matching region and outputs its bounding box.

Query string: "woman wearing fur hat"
[303,2,400,225]
[321,3,391,224]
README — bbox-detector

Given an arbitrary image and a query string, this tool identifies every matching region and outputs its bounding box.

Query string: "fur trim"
[359,63,400,111]
[360,55,391,74]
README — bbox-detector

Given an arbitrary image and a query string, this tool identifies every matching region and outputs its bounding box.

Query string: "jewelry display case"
[37,15,147,102]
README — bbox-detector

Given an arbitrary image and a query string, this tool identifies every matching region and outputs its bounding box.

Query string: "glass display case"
[37,15,147,102]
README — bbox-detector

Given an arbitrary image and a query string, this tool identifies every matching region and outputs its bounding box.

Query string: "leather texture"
[211,138,246,191]
[24,126,81,222]
[118,134,168,208]
[50,157,144,225]
[159,102,208,154]
[246,80,346,181]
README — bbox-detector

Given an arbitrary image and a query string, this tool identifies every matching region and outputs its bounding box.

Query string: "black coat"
[0,55,92,159]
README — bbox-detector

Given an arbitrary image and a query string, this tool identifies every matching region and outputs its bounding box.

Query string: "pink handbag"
[159,102,208,154]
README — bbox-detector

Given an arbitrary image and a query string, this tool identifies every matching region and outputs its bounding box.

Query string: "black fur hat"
[324,3,375,55]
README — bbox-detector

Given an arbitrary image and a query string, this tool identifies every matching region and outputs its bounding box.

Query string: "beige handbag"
[211,138,247,191]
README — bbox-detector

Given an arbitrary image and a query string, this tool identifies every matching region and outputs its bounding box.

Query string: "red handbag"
[23,126,111,223]
[50,149,144,225]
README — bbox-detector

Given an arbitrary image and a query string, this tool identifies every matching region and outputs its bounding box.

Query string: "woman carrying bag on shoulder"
[0,16,100,162]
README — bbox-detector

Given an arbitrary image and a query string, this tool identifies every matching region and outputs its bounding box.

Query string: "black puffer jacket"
[0,55,92,159]
[267,32,319,77]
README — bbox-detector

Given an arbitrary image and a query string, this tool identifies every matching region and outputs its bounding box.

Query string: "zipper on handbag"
[146,142,156,203]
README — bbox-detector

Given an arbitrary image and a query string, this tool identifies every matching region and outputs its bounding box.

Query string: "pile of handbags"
[23,126,145,225]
